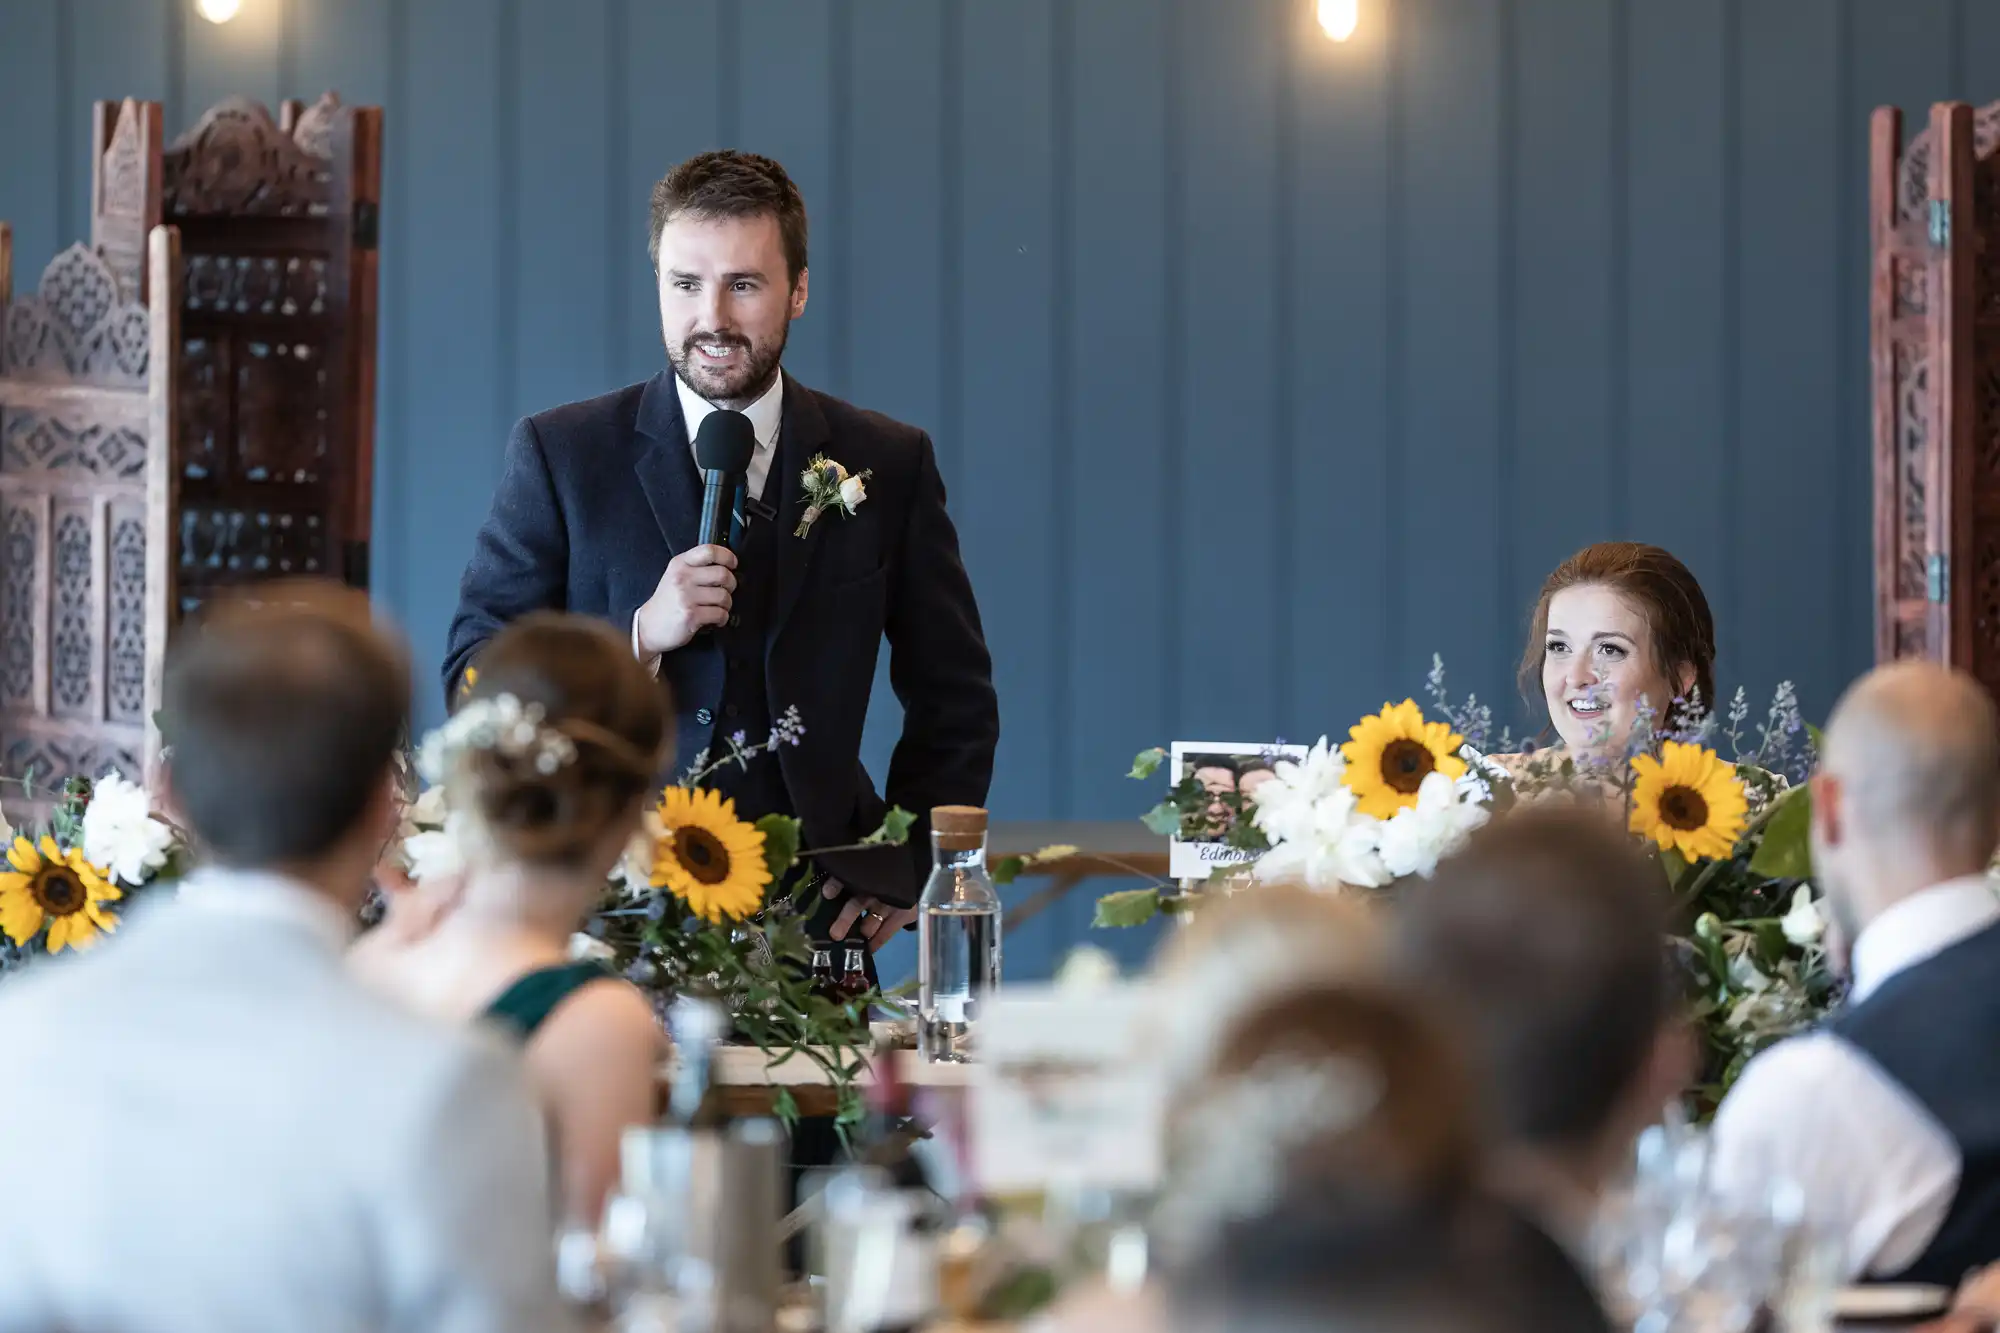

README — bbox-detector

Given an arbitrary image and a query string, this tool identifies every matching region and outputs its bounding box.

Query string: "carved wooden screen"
[0,223,179,805]
[160,93,381,614]
[1871,100,2000,696]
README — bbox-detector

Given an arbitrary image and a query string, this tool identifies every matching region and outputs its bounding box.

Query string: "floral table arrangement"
[0,695,911,1130]
[0,773,185,970]
[1083,660,1832,1109]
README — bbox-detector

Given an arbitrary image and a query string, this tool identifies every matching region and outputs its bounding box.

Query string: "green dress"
[482,960,616,1040]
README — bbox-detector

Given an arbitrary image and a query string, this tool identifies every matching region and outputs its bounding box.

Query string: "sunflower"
[0,836,121,953]
[1340,699,1468,819]
[1629,741,1748,862]
[652,786,771,923]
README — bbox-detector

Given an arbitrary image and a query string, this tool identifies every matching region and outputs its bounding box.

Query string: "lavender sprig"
[1751,681,1811,785]
[678,704,808,788]
[1724,687,1750,758]
[1425,655,1500,753]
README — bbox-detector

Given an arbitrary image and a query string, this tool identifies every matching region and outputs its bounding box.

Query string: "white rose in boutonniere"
[839,474,867,513]
[795,453,873,537]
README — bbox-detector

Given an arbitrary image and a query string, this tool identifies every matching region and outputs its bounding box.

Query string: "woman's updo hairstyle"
[452,613,670,868]
[1518,541,1717,733]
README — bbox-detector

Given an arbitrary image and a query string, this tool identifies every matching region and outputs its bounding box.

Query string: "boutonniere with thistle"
[795,455,871,538]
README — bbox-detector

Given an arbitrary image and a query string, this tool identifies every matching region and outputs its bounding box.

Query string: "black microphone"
[693,410,757,554]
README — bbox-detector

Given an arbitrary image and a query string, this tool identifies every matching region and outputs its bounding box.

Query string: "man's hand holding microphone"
[636,408,754,656]
[636,545,737,655]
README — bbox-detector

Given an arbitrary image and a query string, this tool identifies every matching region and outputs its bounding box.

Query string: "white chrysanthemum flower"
[1330,821,1392,888]
[568,933,616,962]
[80,771,177,886]
[400,784,449,839]
[403,818,468,883]
[1055,944,1121,991]
[1376,770,1489,880]
[1254,818,1389,891]
[1781,885,1826,947]
[1249,737,1346,846]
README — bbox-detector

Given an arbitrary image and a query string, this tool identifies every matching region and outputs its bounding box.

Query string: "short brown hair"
[162,581,410,866]
[1518,542,1716,731]
[1393,807,1674,1151]
[454,614,670,867]
[648,150,808,284]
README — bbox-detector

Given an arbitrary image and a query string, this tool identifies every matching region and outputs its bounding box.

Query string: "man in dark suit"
[445,150,998,950]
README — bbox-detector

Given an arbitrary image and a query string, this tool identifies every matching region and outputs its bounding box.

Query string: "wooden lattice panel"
[0,90,378,808]
[0,226,178,812]
[162,93,380,614]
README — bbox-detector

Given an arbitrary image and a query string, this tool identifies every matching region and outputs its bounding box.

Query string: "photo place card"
[1166,740,1306,881]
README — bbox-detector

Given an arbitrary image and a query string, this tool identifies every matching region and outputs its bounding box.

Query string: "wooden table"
[990,821,1170,931]
[701,1041,970,1118]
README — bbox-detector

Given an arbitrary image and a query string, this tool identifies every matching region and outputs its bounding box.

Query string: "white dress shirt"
[1710,875,2000,1279]
[632,373,785,670]
[0,863,572,1333]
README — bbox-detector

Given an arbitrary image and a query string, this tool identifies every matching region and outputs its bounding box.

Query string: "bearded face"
[655,210,805,409]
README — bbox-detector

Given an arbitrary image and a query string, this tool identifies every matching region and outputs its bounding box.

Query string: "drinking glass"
[815,1168,907,1333]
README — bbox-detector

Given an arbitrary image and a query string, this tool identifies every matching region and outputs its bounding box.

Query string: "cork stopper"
[931,804,988,851]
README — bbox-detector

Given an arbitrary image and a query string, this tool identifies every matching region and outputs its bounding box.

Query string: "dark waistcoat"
[1831,917,2000,1286]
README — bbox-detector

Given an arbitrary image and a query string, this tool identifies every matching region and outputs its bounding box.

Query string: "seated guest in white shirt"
[1711,660,2000,1286]
[1392,807,1694,1255]
[0,583,571,1333]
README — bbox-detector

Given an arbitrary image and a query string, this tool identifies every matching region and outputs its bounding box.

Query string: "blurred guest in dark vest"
[1711,661,2000,1285]
[0,583,569,1333]
[1392,807,1693,1259]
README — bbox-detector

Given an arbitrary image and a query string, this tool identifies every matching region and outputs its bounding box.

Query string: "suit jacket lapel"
[769,374,834,640]
[632,371,703,556]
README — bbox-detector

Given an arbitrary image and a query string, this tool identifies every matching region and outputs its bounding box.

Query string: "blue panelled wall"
[2,0,1995,976]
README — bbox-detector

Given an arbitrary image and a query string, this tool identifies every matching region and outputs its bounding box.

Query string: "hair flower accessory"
[417,693,579,785]
[795,453,872,537]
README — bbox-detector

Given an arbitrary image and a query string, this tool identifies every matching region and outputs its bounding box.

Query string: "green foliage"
[1747,785,1813,881]
[1093,888,1161,929]
[589,800,919,1129]
[1659,846,1692,892]
[990,855,1027,885]
[1139,802,1182,837]
[862,807,917,846]
[979,1267,1060,1322]
[1128,748,1167,780]
[756,814,801,881]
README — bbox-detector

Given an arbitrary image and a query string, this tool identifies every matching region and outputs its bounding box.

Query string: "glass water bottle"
[917,805,1002,1063]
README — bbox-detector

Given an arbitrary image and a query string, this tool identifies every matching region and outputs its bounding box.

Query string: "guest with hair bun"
[350,611,672,1224]
[1161,984,1612,1333]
